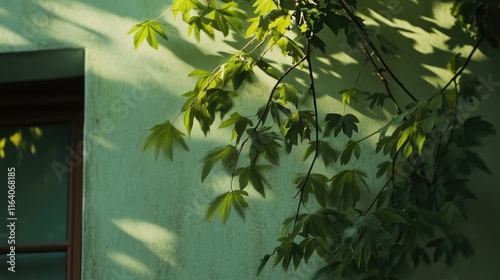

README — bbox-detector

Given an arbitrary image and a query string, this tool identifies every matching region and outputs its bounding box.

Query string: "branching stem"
[442,35,484,92]
[336,0,418,102]
[293,41,319,225]
[229,55,308,190]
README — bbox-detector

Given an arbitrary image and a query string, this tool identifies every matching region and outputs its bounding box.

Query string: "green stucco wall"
[1,0,499,279]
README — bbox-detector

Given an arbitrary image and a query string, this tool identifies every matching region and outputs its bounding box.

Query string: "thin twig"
[336,0,418,102]
[229,55,308,190]
[441,35,484,92]
[359,40,402,114]
[294,41,319,225]
[363,177,393,215]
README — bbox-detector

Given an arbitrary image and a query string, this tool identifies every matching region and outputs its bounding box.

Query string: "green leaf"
[365,92,388,109]
[458,116,495,147]
[446,53,462,74]
[219,112,253,144]
[172,0,204,21]
[252,0,277,16]
[283,111,314,152]
[412,247,431,267]
[211,2,246,36]
[128,20,168,50]
[188,16,215,42]
[376,161,392,179]
[324,12,350,36]
[143,120,189,161]
[205,190,249,223]
[295,174,329,208]
[340,140,361,165]
[303,140,339,166]
[324,113,359,138]
[201,145,238,182]
[188,69,211,77]
[426,234,473,265]
[330,169,368,210]
[238,165,269,197]
[256,59,280,80]
[249,128,281,166]
[275,36,306,64]
[339,88,365,105]
[274,83,301,108]
[257,254,271,276]
[373,207,408,231]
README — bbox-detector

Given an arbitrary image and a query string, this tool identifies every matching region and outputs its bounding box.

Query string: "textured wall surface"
[1,0,499,279]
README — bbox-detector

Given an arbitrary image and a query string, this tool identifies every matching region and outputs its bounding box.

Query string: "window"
[0,77,84,280]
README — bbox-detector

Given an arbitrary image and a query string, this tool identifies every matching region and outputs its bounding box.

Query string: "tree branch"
[294,41,319,225]
[441,35,484,92]
[336,0,418,102]
[359,40,402,114]
[229,55,308,190]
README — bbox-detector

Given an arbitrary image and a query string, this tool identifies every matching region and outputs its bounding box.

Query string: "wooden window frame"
[0,77,84,280]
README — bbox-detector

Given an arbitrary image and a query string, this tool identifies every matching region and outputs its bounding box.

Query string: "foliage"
[132,0,497,278]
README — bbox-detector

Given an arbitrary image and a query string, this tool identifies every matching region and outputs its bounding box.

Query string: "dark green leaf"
[143,121,189,161]
[340,140,361,165]
[201,145,238,182]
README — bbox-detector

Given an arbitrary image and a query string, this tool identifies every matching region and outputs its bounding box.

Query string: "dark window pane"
[0,124,69,245]
[0,252,66,279]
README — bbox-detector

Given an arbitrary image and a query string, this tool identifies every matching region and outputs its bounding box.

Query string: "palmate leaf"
[211,2,247,36]
[339,88,366,105]
[249,127,282,166]
[324,113,359,138]
[426,234,473,265]
[238,165,270,197]
[186,88,235,136]
[340,214,392,271]
[143,120,189,161]
[330,169,368,210]
[340,140,361,165]
[275,36,306,64]
[204,190,249,223]
[274,83,302,108]
[253,0,277,16]
[188,16,215,42]
[303,140,339,166]
[295,173,329,208]
[258,101,292,126]
[246,10,288,40]
[128,20,168,50]
[457,116,495,147]
[273,239,303,271]
[365,92,388,109]
[219,112,253,145]
[172,0,204,21]
[283,110,315,152]
[201,144,238,182]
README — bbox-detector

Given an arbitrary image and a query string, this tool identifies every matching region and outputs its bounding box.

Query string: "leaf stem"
[153,5,173,21]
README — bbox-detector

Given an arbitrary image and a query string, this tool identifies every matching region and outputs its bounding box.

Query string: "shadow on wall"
[2,0,499,279]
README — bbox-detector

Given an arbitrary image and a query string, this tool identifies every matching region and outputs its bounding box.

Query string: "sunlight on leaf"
[143,121,189,161]
[9,132,22,148]
[128,20,168,50]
